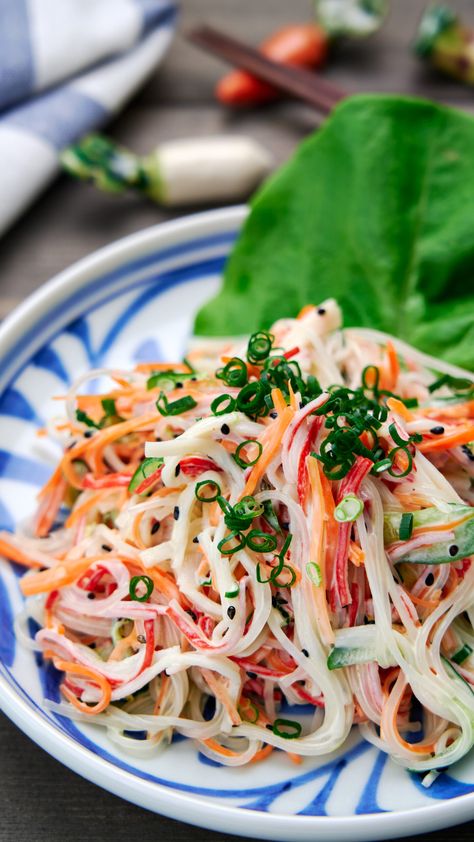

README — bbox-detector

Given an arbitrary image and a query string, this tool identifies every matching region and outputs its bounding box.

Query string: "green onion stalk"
[61,133,273,207]
[315,0,388,37]
[415,5,474,85]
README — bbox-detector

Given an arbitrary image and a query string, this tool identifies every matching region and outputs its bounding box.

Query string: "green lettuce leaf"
[195,94,474,370]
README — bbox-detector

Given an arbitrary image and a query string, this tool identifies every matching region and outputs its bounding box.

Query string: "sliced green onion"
[247,330,274,364]
[238,700,259,724]
[401,397,419,409]
[429,374,474,394]
[272,718,302,739]
[101,398,116,417]
[388,422,409,447]
[156,392,197,416]
[262,499,282,534]
[128,457,163,492]
[76,408,99,429]
[216,357,248,388]
[195,480,221,502]
[361,365,380,392]
[217,531,246,556]
[233,439,263,468]
[371,457,392,474]
[334,493,363,523]
[388,446,412,478]
[452,644,473,665]
[236,382,267,415]
[256,562,273,584]
[234,496,264,521]
[129,575,154,602]
[147,371,194,390]
[246,530,278,553]
[225,587,240,598]
[271,564,297,588]
[211,394,236,415]
[306,562,322,586]
[399,512,414,541]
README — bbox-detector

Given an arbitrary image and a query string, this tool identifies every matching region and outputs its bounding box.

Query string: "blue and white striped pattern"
[0,210,473,836]
[0,0,176,235]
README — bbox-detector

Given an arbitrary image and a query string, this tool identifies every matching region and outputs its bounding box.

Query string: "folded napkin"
[0,0,177,235]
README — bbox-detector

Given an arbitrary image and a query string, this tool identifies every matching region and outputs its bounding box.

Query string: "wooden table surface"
[1,1,473,840]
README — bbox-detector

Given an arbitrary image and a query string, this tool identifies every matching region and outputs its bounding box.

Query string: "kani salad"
[1,300,474,779]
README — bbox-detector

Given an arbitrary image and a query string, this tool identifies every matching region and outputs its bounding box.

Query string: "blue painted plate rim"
[0,206,473,840]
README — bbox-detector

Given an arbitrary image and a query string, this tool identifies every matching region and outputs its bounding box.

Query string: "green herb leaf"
[195,95,474,370]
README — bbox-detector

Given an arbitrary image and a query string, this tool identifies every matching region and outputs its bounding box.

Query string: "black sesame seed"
[227,606,236,620]
[301,648,309,658]
[246,671,257,680]
[151,521,161,535]
[265,723,273,730]
[175,464,181,477]
[220,423,230,435]
[175,382,183,389]
[430,426,445,435]
[281,522,290,531]
[192,536,199,544]
[425,573,435,586]
[317,307,326,315]
[186,609,197,621]
[269,411,278,419]
[136,634,146,644]
[101,544,112,552]
[84,431,94,438]
[173,506,180,521]
[449,545,459,557]
[155,436,162,442]
[191,377,197,382]
[87,592,96,600]
[89,642,96,649]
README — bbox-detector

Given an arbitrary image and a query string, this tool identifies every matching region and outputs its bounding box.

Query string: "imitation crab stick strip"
[54,658,112,715]
[381,674,437,755]
[241,389,294,498]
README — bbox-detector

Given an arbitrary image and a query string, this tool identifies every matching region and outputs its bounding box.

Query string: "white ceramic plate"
[0,206,473,841]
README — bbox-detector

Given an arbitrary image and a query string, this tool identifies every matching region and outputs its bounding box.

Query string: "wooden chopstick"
[188,25,347,114]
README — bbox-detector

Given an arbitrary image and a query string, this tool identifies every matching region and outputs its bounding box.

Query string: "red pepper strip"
[297,416,323,511]
[348,582,360,627]
[45,589,59,612]
[179,457,222,477]
[134,466,163,495]
[82,472,131,489]
[216,23,328,106]
[331,457,372,610]
[291,682,325,708]
[273,347,300,365]
[140,619,155,673]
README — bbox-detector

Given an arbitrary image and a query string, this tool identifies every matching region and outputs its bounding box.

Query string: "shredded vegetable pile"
[2,300,474,778]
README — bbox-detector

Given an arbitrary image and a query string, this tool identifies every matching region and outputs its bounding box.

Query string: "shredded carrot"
[241,389,293,498]
[297,304,315,320]
[201,738,239,758]
[386,341,400,391]
[135,362,192,373]
[20,555,104,597]
[65,491,108,529]
[348,541,365,567]
[0,536,44,569]
[386,397,413,422]
[54,658,112,715]
[109,627,138,661]
[419,425,474,453]
[307,458,334,645]
[250,744,274,763]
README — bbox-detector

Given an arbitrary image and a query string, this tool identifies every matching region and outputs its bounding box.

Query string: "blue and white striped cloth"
[0,0,177,235]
